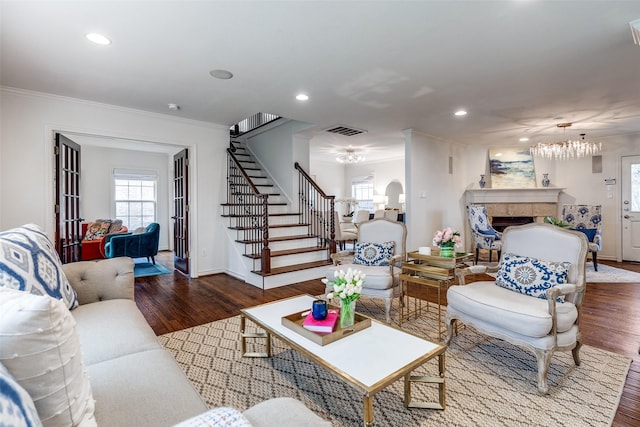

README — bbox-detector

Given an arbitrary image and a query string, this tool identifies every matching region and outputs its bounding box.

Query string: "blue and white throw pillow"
[496,253,571,302]
[0,363,42,427]
[353,241,395,266]
[0,224,78,309]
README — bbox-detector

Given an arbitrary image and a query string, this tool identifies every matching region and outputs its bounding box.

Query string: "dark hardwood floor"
[136,252,640,427]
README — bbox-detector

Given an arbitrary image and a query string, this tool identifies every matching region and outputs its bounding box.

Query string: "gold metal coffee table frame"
[240,295,446,426]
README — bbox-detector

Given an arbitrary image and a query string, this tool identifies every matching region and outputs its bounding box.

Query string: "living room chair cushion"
[353,241,395,266]
[174,406,251,427]
[0,223,78,309]
[83,219,112,241]
[495,253,571,301]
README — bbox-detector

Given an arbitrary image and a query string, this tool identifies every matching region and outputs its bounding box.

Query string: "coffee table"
[240,295,446,426]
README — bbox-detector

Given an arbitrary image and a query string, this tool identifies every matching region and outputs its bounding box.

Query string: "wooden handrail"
[294,162,332,198]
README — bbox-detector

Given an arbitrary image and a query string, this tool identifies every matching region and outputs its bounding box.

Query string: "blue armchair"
[467,205,502,264]
[104,223,160,264]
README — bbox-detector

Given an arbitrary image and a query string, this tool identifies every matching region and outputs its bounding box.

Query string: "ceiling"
[2,1,640,163]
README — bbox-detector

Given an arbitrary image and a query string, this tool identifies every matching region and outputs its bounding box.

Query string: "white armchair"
[445,223,588,394]
[326,219,407,322]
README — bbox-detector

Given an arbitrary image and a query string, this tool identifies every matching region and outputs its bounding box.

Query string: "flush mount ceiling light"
[454,110,467,116]
[168,103,180,111]
[630,19,640,45]
[519,137,529,142]
[209,69,234,79]
[336,148,364,164]
[296,93,309,101]
[530,123,602,160]
[86,33,111,45]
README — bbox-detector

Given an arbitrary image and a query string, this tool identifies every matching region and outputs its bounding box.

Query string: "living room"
[1,1,640,426]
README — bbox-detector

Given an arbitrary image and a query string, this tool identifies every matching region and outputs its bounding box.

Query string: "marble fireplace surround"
[465,188,564,227]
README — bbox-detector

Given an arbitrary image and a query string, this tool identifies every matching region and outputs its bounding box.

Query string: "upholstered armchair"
[561,204,602,271]
[81,220,128,261]
[354,210,370,227]
[333,211,357,250]
[104,223,161,264]
[445,223,588,394]
[467,205,502,264]
[326,218,407,322]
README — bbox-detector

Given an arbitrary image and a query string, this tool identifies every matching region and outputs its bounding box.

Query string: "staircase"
[222,140,334,289]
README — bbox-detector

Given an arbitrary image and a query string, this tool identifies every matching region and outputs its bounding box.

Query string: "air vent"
[324,125,367,137]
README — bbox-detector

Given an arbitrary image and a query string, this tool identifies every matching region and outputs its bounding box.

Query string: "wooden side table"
[399,249,473,339]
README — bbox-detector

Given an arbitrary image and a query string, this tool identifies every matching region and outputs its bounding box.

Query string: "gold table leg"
[240,315,271,358]
[404,352,446,410]
[363,395,374,427]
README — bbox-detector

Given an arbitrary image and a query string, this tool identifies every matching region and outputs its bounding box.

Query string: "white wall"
[405,129,466,252]
[0,87,229,276]
[81,145,171,250]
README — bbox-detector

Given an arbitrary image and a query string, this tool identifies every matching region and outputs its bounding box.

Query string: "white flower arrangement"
[322,268,365,305]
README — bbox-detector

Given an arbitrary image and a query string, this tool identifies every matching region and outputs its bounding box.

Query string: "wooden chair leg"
[475,248,479,265]
[592,251,598,272]
[489,249,493,263]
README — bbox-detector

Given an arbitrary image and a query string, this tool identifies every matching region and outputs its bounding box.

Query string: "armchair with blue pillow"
[561,204,602,271]
[104,222,160,264]
[467,205,502,264]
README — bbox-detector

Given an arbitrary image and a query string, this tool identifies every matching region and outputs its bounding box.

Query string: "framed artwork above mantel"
[488,147,536,188]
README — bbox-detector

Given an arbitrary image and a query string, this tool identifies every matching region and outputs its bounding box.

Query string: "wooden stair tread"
[252,260,333,277]
[229,223,310,231]
[221,202,287,206]
[222,212,301,218]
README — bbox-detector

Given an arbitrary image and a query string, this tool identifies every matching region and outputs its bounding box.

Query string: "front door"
[173,149,190,275]
[622,155,640,262]
[54,133,83,263]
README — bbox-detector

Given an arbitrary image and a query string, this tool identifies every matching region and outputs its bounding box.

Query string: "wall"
[0,87,229,276]
[81,145,171,250]
[405,130,467,251]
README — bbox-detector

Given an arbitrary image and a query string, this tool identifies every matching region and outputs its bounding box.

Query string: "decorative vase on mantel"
[439,243,455,258]
[542,173,550,188]
[479,174,486,189]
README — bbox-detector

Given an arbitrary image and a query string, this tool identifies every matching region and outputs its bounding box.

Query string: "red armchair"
[81,221,128,260]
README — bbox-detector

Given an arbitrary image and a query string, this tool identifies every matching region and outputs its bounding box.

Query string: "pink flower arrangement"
[433,227,462,248]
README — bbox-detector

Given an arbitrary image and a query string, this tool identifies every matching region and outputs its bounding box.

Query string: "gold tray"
[281,307,372,346]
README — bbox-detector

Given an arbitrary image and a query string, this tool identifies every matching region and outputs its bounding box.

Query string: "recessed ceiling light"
[86,33,111,45]
[519,137,529,142]
[168,104,180,111]
[454,110,467,116]
[296,94,309,101]
[209,69,234,79]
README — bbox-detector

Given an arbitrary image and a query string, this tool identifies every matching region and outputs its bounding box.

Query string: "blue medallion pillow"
[495,253,571,302]
[0,363,42,427]
[571,227,597,242]
[0,224,78,310]
[353,241,395,266]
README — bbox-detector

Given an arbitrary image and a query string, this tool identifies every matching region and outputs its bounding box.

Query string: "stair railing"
[294,162,336,255]
[227,148,271,273]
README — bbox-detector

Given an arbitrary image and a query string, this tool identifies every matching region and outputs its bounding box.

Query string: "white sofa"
[1,246,329,426]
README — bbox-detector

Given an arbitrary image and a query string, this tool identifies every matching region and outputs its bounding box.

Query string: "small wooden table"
[399,249,473,339]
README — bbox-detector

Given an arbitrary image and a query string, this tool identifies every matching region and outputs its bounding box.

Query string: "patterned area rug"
[159,298,630,426]
[585,263,640,283]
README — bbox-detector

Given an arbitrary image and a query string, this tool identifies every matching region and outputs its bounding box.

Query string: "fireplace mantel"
[465,188,564,204]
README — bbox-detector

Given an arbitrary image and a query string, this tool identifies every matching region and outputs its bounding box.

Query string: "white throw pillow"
[0,224,78,309]
[0,287,96,427]
[0,362,42,427]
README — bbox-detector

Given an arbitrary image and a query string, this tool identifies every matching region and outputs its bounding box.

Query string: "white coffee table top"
[241,295,443,393]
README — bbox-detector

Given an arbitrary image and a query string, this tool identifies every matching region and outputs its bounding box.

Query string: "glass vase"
[339,300,356,329]
[439,244,455,258]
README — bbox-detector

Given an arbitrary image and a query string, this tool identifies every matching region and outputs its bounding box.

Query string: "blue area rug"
[133,261,171,278]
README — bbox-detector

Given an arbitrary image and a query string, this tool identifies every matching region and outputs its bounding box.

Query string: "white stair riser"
[270,251,328,268]
[244,266,328,289]
[269,238,321,252]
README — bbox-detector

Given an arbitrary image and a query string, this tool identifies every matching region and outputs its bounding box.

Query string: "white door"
[622,155,640,262]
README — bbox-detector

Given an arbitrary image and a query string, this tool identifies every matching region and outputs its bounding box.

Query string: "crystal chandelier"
[336,148,364,164]
[530,123,602,160]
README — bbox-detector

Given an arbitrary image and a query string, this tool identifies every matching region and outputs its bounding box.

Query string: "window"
[114,169,157,230]
[352,177,374,212]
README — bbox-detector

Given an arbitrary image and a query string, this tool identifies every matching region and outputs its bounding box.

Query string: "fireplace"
[491,216,535,232]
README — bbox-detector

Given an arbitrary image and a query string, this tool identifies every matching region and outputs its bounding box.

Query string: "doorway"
[621,155,640,262]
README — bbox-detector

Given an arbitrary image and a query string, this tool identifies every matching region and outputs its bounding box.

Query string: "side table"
[399,249,473,339]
